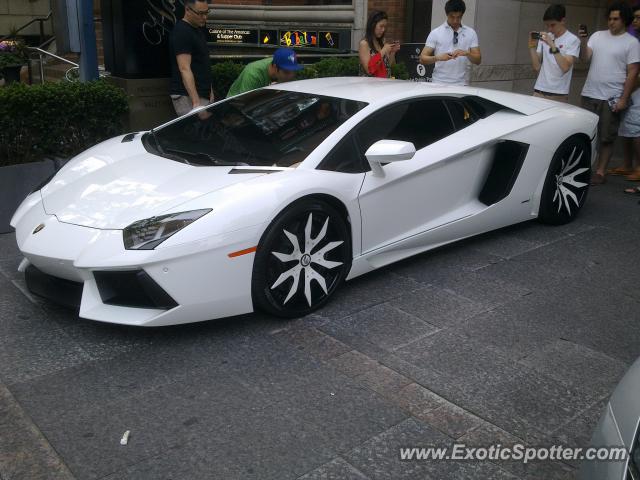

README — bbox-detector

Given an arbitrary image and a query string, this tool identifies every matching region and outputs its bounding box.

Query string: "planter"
[0,158,57,234]
[0,65,23,84]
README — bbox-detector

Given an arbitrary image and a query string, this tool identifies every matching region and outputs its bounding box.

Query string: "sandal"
[624,186,640,195]
[590,173,606,185]
[608,166,634,175]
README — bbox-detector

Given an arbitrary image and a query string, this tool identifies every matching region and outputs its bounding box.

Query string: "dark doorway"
[406,0,433,43]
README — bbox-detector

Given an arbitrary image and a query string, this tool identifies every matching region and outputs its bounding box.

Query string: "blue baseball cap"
[272,48,303,71]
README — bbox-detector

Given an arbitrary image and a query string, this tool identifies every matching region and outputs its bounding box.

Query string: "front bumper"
[24,264,83,309]
[13,196,262,326]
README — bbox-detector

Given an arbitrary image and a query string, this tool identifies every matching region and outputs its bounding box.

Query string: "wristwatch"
[549,47,560,54]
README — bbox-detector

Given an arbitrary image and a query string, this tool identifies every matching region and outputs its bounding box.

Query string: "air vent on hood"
[121,133,137,143]
[229,168,280,174]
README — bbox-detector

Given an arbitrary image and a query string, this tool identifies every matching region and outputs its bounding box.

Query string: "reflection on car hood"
[610,356,640,447]
[40,137,269,229]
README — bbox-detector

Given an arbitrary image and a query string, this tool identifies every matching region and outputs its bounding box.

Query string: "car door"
[356,97,494,253]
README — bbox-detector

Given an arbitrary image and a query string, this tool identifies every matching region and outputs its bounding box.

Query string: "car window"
[356,99,456,154]
[445,99,478,131]
[318,135,363,173]
[463,96,505,118]
[146,89,367,167]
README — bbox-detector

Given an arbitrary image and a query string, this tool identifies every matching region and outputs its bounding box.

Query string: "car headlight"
[123,209,211,250]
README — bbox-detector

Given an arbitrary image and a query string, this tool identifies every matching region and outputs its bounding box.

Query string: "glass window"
[463,96,505,119]
[318,135,363,173]
[445,99,478,131]
[145,89,367,167]
[356,99,455,153]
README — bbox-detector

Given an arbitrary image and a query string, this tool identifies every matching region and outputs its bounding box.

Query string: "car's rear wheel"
[538,136,591,225]
[252,199,351,318]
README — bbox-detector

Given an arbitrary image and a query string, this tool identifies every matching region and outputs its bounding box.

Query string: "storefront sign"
[208,25,342,50]
[319,32,338,49]
[260,30,279,46]
[280,31,317,47]
[209,28,258,44]
[396,43,434,81]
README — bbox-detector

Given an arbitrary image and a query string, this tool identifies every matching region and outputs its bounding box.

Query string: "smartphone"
[531,31,541,40]
[578,24,588,36]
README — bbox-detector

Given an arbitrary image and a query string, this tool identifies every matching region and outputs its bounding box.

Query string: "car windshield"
[145,89,368,167]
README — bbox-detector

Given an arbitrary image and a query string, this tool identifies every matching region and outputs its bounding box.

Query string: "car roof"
[267,77,476,104]
[267,77,564,116]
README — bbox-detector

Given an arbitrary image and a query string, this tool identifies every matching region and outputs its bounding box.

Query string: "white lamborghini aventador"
[11,77,598,326]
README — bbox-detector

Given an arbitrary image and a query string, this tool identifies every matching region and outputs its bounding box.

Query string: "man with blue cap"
[227,47,303,97]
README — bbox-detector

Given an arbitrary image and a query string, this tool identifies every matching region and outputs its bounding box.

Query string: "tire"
[252,198,351,318]
[538,136,591,225]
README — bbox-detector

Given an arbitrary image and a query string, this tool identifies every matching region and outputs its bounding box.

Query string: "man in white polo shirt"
[579,2,640,185]
[528,4,580,103]
[419,0,481,85]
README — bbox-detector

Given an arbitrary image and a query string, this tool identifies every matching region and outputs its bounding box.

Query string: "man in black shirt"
[170,0,214,116]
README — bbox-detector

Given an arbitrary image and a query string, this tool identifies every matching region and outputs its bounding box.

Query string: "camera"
[578,24,588,37]
[531,32,541,40]
[607,97,619,111]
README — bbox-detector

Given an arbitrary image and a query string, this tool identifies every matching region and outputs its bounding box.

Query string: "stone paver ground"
[0,174,638,480]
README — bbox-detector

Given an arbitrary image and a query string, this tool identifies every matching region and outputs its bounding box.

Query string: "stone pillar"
[353,0,367,48]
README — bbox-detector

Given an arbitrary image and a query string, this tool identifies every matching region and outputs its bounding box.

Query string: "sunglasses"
[187,5,209,17]
[453,31,459,45]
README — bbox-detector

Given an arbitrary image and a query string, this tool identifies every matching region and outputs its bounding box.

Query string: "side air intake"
[479,141,529,206]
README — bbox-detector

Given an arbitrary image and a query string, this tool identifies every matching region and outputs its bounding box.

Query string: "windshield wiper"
[163,148,245,167]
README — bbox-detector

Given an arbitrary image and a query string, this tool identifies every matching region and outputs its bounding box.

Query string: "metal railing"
[0,11,52,46]
[28,46,79,84]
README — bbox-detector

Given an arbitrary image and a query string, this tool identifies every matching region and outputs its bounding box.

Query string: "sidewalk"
[0,173,638,480]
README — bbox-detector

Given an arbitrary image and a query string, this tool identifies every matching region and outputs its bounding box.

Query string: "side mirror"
[365,140,416,176]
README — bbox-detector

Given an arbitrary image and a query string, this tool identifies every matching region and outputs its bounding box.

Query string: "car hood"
[41,136,269,229]
[609,356,640,447]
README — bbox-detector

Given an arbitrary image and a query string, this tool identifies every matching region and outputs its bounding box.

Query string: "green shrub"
[211,61,245,99]
[297,56,360,80]
[0,80,128,167]
[297,56,410,80]
[211,56,411,98]
[391,61,410,80]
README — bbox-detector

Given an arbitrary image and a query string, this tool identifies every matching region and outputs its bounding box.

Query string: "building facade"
[2,0,612,101]
[206,0,609,101]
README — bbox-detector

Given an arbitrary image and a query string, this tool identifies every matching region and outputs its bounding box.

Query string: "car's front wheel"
[251,199,351,318]
[538,136,591,225]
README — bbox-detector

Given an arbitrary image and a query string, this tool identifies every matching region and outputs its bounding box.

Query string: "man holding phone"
[528,4,580,103]
[419,0,481,85]
[579,2,640,185]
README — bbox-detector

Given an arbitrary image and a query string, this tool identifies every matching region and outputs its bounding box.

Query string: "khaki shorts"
[581,96,620,144]
[170,95,210,117]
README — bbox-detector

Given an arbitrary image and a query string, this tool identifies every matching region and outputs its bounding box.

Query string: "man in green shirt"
[227,48,303,97]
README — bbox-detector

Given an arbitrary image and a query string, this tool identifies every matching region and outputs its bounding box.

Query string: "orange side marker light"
[228,246,257,258]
